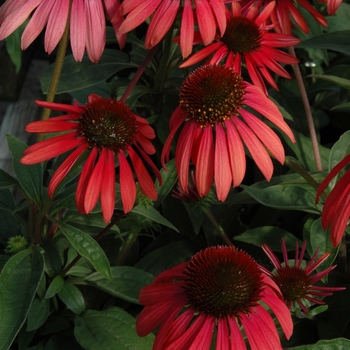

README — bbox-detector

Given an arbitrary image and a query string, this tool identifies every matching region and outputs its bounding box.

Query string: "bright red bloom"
[136,246,293,350]
[118,0,227,58]
[240,0,327,35]
[181,2,300,93]
[21,94,161,223]
[161,64,295,202]
[316,153,350,247]
[262,239,345,313]
[0,0,126,62]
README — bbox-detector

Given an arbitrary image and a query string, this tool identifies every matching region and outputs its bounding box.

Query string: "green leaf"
[328,130,350,187]
[4,22,26,73]
[57,283,85,315]
[40,50,134,94]
[234,227,302,251]
[84,266,154,304]
[0,247,44,350]
[309,74,350,90]
[331,101,350,111]
[26,298,50,331]
[134,240,197,276]
[287,338,350,349]
[41,238,63,277]
[297,31,350,56]
[44,275,65,299]
[154,159,178,209]
[131,205,179,232]
[74,307,154,350]
[0,168,18,190]
[240,183,321,214]
[51,218,111,280]
[6,135,43,205]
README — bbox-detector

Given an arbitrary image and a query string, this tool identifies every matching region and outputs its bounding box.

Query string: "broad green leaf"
[134,240,197,276]
[309,74,350,90]
[327,130,350,187]
[4,22,26,73]
[41,238,62,277]
[0,247,44,350]
[40,50,134,94]
[240,183,321,214]
[57,283,85,315]
[0,168,18,190]
[0,189,22,245]
[154,159,178,209]
[284,130,329,172]
[132,205,179,232]
[51,218,111,280]
[234,227,302,251]
[6,135,43,205]
[84,266,154,304]
[74,307,154,350]
[331,101,350,111]
[26,298,50,331]
[44,275,65,299]
[297,31,350,56]
[288,338,350,349]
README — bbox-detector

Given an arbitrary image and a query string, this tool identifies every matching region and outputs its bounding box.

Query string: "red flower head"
[316,153,350,247]
[240,0,327,35]
[118,0,227,58]
[181,2,300,94]
[136,246,293,349]
[21,94,161,223]
[262,239,345,313]
[161,64,295,202]
[0,0,125,62]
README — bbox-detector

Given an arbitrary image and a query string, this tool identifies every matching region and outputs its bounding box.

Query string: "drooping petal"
[100,149,116,223]
[118,152,136,213]
[195,0,216,45]
[70,0,86,62]
[180,0,194,58]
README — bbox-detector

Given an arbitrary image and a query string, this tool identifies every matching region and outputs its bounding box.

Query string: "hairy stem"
[288,46,322,171]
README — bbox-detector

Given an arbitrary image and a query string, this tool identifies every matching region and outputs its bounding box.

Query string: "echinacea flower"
[21,94,161,223]
[136,245,293,350]
[118,0,227,58]
[261,239,345,313]
[181,2,300,93]
[316,153,350,247]
[240,0,327,35]
[0,0,125,62]
[161,64,295,202]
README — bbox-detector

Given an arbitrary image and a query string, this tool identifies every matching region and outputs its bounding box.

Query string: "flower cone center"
[79,98,137,153]
[272,266,310,302]
[179,65,245,127]
[183,246,263,318]
[222,16,262,54]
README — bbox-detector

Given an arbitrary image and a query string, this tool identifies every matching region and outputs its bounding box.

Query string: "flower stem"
[202,208,234,247]
[288,46,322,171]
[39,0,72,133]
[115,229,140,266]
[120,45,159,103]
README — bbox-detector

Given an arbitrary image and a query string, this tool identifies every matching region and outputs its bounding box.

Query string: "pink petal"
[118,152,136,213]
[227,317,246,350]
[70,0,86,61]
[214,123,232,201]
[194,0,216,45]
[100,149,116,223]
[180,0,194,58]
[195,125,214,197]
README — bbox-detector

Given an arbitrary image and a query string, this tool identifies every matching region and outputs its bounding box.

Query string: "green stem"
[339,235,347,276]
[120,45,159,103]
[115,229,140,266]
[288,46,322,172]
[202,208,234,247]
[39,0,72,130]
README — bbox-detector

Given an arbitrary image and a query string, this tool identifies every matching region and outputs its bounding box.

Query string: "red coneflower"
[181,2,300,93]
[316,153,350,247]
[118,0,227,58]
[161,64,295,202]
[0,0,125,62]
[136,246,293,350]
[240,0,327,35]
[261,239,345,313]
[21,94,161,223]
